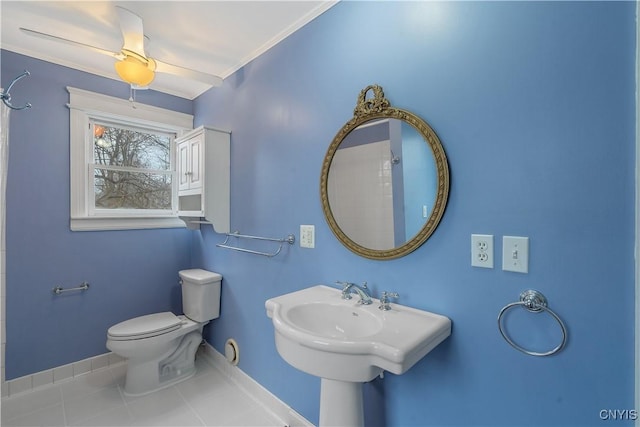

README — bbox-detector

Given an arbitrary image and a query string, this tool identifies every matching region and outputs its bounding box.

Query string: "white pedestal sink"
[265,285,451,426]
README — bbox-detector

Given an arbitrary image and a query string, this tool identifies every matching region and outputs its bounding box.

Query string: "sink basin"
[266,285,452,426]
[265,285,451,382]
[286,302,383,339]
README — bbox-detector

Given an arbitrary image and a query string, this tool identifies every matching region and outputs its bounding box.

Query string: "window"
[92,121,173,212]
[68,87,193,231]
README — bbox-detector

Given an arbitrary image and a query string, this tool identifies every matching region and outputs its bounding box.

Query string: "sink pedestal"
[319,379,363,427]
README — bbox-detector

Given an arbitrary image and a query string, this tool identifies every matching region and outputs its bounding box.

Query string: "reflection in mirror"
[321,85,449,260]
[328,119,437,250]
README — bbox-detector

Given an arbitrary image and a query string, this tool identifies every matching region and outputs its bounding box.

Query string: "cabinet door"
[188,136,203,189]
[177,141,191,191]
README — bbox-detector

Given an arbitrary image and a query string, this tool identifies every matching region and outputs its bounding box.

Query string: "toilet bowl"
[106,269,222,396]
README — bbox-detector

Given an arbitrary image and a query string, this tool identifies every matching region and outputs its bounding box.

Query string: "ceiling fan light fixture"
[114,55,155,87]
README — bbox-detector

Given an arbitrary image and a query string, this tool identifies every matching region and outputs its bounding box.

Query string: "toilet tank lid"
[179,268,222,284]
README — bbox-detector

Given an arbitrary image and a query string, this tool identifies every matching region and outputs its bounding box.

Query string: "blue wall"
[192,2,636,426]
[2,1,636,426]
[1,51,194,378]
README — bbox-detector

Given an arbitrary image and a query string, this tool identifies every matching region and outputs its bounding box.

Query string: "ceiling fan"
[20,6,223,89]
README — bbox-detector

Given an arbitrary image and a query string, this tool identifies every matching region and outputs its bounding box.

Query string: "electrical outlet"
[471,234,494,268]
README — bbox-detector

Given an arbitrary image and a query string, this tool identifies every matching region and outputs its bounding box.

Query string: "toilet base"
[122,331,203,396]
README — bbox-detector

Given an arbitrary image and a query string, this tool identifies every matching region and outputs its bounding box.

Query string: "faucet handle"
[335,281,353,299]
[379,291,399,311]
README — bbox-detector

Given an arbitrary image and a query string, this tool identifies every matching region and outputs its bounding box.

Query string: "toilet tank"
[179,269,222,322]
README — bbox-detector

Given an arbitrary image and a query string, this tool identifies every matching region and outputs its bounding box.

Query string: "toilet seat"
[108,312,183,341]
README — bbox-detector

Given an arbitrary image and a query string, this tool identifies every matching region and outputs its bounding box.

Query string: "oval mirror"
[320,85,449,260]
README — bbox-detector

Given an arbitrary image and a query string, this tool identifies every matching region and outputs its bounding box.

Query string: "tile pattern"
[1,349,290,427]
[328,139,395,249]
[2,352,125,398]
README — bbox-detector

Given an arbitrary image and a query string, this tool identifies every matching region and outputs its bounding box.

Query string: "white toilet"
[106,269,222,396]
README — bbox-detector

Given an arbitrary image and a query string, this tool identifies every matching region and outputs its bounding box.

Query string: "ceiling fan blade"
[115,6,146,58]
[20,28,122,59]
[154,59,223,86]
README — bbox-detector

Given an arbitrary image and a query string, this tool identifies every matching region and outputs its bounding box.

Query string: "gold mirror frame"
[320,85,450,260]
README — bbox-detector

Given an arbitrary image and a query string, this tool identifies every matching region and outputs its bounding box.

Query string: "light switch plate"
[502,236,529,273]
[300,225,315,248]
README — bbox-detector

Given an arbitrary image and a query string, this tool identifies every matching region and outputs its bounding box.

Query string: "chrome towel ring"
[498,290,567,357]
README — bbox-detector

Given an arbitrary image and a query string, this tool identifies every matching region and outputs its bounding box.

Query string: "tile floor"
[1,351,287,426]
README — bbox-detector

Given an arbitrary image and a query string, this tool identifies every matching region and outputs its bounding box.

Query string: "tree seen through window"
[93,123,173,210]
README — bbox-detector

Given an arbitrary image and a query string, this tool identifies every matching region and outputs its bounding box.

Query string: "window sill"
[70,216,187,231]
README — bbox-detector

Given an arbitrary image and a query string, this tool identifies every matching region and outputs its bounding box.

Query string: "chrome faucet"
[336,281,373,305]
[378,291,399,311]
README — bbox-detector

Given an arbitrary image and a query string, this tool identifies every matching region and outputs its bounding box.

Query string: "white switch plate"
[300,225,315,248]
[502,236,529,273]
[471,234,493,268]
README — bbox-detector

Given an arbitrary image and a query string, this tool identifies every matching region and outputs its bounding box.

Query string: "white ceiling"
[1,1,336,99]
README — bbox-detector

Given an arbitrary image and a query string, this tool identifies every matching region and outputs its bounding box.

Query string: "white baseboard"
[199,341,313,427]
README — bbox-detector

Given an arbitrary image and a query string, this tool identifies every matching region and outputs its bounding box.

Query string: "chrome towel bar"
[217,231,295,257]
[497,289,567,357]
[53,281,90,295]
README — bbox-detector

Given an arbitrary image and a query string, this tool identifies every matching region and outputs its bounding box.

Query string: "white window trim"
[68,87,194,231]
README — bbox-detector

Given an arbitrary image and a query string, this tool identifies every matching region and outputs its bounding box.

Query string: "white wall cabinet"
[176,126,230,233]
